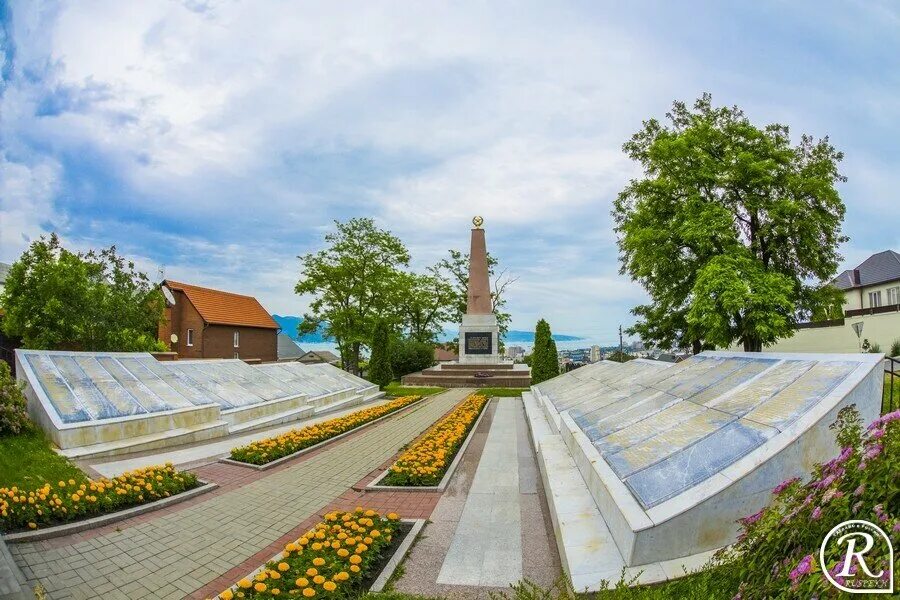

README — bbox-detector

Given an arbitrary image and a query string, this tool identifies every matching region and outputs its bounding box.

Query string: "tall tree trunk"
[350,341,361,375]
[692,339,702,355]
[743,337,762,352]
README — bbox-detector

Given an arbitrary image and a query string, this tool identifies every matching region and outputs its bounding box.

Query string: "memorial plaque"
[464,331,492,355]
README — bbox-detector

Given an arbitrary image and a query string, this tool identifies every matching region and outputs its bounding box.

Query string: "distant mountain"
[272,315,332,343]
[273,315,584,344]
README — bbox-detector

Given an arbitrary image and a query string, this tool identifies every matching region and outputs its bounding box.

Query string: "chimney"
[853,269,861,285]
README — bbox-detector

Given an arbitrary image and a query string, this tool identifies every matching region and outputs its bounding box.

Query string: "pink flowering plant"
[717,406,899,598]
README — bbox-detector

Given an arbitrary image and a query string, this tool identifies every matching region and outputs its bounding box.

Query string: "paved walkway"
[394,398,561,599]
[438,399,522,586]
[9,389,470,600]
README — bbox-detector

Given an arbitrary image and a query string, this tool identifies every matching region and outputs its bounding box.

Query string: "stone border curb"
[220,394,437,471]
[362,397,491,492]
[2,480,218,543]
[369,518,425,592]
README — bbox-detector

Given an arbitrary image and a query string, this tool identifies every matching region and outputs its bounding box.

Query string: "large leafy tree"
[432,249,516,351]
[1,234,166,352]
[296,218,410,374]
[614,94,847,352]
[392,271,455,343]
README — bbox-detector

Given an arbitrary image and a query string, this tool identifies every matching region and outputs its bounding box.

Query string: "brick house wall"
[203,324,277,362]
[163,288,207,360]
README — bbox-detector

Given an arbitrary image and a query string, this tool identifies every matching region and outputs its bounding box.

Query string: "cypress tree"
[368,320,393,389]
[531,318,560,384]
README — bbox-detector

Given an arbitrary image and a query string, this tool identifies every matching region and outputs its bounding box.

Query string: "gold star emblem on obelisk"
[472,215,484,228]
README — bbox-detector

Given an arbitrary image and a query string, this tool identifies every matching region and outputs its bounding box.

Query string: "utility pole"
[619,324,624,359]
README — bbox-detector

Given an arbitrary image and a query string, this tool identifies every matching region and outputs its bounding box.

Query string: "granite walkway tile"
[9,389,471,600]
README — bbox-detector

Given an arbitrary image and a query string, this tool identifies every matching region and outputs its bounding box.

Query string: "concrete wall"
[762,311,900,354]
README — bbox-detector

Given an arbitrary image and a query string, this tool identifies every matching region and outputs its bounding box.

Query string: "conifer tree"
[531,319,559,384]
[368,320,393,389]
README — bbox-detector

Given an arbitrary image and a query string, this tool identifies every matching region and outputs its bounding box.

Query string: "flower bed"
[229,396,422,466]
[0,463,197,532]
[215,508,402,599]
[380,393,488,486]
[717,406,900,598]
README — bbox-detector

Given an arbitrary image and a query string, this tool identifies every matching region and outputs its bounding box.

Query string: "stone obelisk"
[458,216,501,364]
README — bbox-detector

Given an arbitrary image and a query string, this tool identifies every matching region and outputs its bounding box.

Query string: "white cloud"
[1,0,898,345]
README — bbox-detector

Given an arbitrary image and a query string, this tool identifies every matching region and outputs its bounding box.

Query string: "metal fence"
[884,356,898,415]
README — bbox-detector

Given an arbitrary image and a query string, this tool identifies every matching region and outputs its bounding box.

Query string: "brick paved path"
[9,389,471,600]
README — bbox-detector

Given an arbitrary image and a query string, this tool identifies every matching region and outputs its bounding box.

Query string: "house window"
[233,331,240,348]
[234,351,240,359]
[888,286,900,306]
[869,291,882,308]
[186,329,194,346]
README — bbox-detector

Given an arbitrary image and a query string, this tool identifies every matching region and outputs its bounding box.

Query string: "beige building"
[765,250,900,354]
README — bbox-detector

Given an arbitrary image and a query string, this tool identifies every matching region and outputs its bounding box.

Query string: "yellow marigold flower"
[270,571,281,580]
[68,479,76,485]
[302,588,315,597]
[349,555,362,565]
[336,571,349,581]
[220,590,234,600]
[271,590,280,596]
[311,542,322,551]
[312,557,325,567]
[337,548,349,557]
[350,565,360,573]
[364,510,376,517]
[312,575,325,585]
[253,582,266,592]
[323,581,336,592]
[28,522,37,530]
[295,577,308,587]
[277,562,290,572]
[256,572,268,582]
[306,567,317,577]
[330,541,340,549]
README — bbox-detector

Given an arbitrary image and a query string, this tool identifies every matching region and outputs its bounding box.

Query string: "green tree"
[432,249,515,351]
[1,234,166,352]
[390,337,434,377]
[368,320,393,388]
[531,319,560,384]
[393,271,455,343]
[296,218,410,374]
[614,94,847,352]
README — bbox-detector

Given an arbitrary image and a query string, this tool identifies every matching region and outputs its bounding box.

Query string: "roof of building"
[277,334,306,360]
[435,347,459,362]
[162,280,279,329]
[300,350,341,364]
[0,262,11,284]
[832,250,900,290]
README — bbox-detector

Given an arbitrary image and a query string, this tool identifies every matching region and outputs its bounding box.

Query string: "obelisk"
[458,216,501,364]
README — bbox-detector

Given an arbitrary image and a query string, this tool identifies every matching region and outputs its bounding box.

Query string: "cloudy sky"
[1,1,898,343]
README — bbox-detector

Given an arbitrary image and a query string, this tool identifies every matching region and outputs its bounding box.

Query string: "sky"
[1,1,898,345]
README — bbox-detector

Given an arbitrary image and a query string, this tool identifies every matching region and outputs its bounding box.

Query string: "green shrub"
[368,320,393,389]
[390,338,434,377]
[531,319,560,385]
[717,405,900,598]
[890,339,900,358]
[0,362,30,436]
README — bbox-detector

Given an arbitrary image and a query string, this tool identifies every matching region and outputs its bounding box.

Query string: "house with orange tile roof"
[157,280,279,362]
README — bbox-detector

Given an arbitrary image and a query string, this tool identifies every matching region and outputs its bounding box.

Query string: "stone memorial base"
[401,362,531,388]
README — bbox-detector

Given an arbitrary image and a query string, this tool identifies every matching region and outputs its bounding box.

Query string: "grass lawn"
[884,372,900,414]
[476,387,529,397]
[384,382,445,398]
[0,428,86,489]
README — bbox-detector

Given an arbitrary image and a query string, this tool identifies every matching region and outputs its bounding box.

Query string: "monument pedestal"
[458,313,501,364]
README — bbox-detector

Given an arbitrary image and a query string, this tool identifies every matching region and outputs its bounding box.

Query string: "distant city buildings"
[505,345,526,360]
[590,345,601,363]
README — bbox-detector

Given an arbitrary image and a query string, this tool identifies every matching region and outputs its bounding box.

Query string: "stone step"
[401,373,531,388]
[58,419,231,460]
[439,363,517,370]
